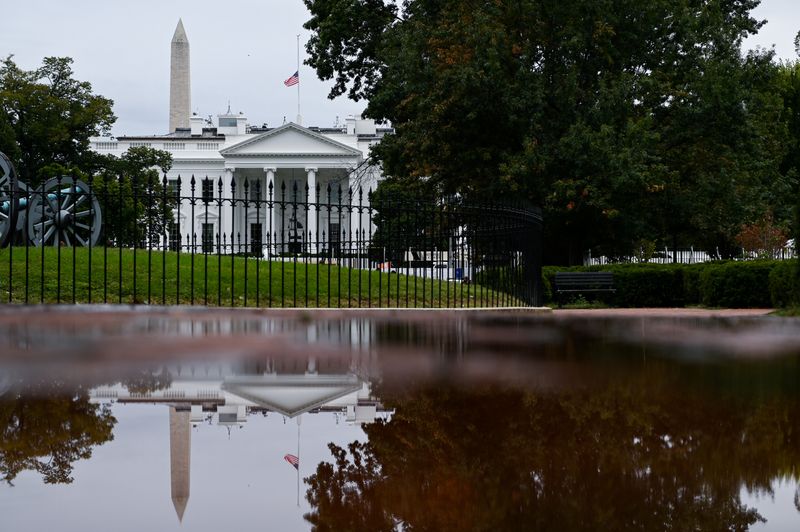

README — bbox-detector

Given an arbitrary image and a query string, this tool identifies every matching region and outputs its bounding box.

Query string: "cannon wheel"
[28,176,102,247]
[0,152,19,248]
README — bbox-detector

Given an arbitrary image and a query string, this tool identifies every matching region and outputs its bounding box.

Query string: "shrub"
[769,261,799,308]
[681,264,704,305]
[599,264,686,307]
[543,260,793,308]
[699,261,774,308]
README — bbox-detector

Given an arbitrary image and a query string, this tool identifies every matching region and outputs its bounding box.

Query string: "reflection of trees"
[0,387,116,485]
[122,368,172,395]
[306,379,800,531]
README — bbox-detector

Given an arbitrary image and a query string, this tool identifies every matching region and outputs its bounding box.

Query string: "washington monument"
[169,19,191,132]
[169,407,191,522]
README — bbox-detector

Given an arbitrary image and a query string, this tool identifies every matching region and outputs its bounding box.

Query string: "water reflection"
[1,386,115,486]
[306,382,800,531]
[1,310,800,530]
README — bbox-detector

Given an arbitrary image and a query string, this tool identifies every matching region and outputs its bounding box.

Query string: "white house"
[90,20,391,256]
[92,115,390,255]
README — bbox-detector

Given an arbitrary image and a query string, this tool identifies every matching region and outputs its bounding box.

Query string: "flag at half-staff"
[284,453,299,470]
[284,71,299,87]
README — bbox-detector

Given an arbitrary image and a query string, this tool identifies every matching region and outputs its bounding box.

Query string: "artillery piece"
[0,151,102,248]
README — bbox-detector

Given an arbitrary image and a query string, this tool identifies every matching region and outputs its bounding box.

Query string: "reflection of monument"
[169,408,191,523]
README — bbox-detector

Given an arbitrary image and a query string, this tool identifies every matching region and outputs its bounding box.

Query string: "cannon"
[0,151,102,248]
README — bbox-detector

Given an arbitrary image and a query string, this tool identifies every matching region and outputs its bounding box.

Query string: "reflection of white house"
[90,363,389,523]
[90,20,391,255]
[90,361,385,424]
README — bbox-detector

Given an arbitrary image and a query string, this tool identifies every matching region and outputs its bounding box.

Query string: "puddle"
[2,308,800,531]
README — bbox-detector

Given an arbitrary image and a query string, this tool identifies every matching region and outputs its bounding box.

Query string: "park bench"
[553,272,615,307]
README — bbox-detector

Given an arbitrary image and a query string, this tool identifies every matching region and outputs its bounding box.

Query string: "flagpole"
[296,34,301,124]
[296,414,301,507]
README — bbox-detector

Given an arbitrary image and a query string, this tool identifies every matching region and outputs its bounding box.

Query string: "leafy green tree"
[304,380,800,531]
[91,146,174,247]
[0,387,116,486]
[774,53,800,284]
[369,178,434,263]
[0,56,115,188]
[304,0,790,263]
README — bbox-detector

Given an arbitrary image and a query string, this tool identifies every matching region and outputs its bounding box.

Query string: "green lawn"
[0,247,521,307]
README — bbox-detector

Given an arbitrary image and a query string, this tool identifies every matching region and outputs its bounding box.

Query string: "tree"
[304,0,790,264]
[304,379,800,531]
[775,56,800,282]
[90,146,174,247]
[369,178,434,264]
[0,386,116,486]
[0,56,115,188]
[736,213,790,258]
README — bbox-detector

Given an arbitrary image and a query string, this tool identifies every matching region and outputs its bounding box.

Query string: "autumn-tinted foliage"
[304,0,796,263]
[0,387,116,485]
[305,377,800,531]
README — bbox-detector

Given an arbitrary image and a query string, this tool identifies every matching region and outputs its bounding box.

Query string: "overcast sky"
[1,0,798,137]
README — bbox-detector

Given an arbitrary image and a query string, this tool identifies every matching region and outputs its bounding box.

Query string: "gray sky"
[1,0,798,137]
[2,404,369,531]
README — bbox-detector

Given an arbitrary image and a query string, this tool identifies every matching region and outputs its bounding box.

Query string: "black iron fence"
[0,172,543,307]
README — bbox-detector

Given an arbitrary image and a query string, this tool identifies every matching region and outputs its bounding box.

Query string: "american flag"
[284,71,299,87]
[284,453,299,470]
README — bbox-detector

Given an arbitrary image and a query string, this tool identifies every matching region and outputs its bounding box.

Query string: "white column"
[223,167,234,254]
[347,173,359,262]
[264,167,276,258]
[306,167,318,254]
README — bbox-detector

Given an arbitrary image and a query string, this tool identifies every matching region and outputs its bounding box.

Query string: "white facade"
[90,19,390,256]
[91,116,390,255]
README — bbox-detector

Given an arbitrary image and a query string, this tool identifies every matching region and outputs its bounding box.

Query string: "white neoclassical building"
[91,20,391,256]
[92,114,390,255]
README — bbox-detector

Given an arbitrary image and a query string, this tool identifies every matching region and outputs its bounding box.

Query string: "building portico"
[218,122,368,257]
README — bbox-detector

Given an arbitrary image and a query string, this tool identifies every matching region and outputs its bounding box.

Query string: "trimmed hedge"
[544,260,799,308]
[769,261,800,308]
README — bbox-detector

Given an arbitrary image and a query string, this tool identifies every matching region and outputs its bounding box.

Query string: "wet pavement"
[1,306,800,531]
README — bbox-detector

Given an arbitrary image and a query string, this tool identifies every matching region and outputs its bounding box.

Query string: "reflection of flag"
[284,453,299,470]
[284,71,299,87]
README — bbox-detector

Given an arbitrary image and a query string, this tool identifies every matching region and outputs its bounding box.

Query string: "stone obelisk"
[169,407,191,523]
[169,19,191,132]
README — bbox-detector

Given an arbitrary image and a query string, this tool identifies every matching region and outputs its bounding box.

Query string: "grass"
[557,295,610,309]
[0,247,521,308]
[769,307,800,317]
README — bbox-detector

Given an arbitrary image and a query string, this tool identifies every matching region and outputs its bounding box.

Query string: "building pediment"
[221,123,362,158]
[221,374,362,417]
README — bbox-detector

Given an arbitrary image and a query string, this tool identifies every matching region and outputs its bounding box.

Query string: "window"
[329,222,341,256]
[250,223,262,255]
[219,117,237,127]
[202,223,215,253]
[168,222,181,252]
[202,179,214,203]
[167,179,180,199]
[249,180,262,202]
